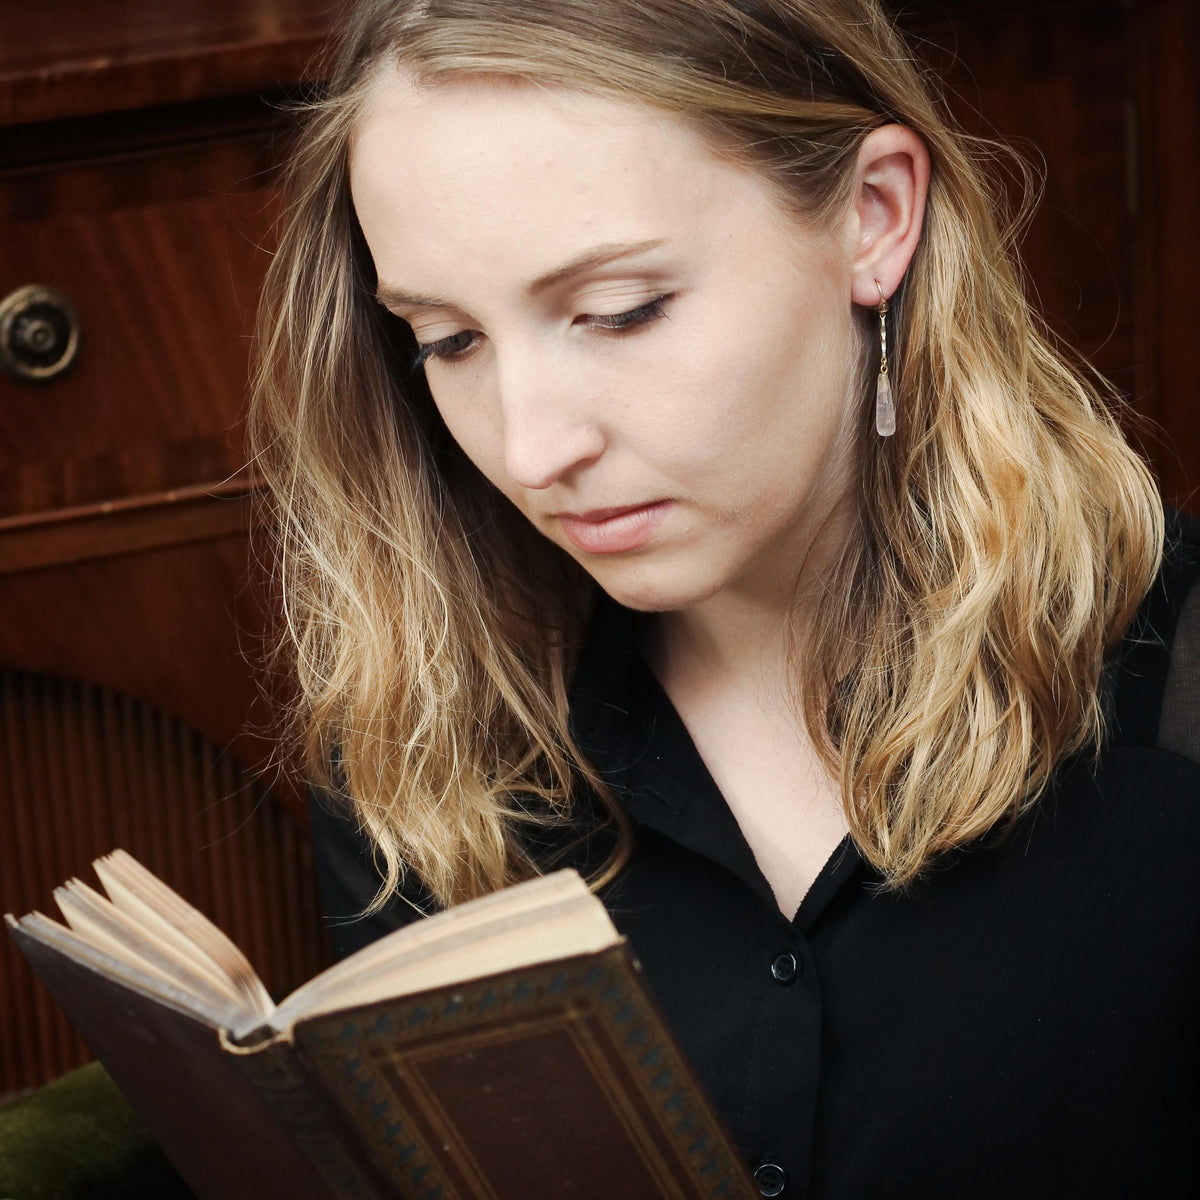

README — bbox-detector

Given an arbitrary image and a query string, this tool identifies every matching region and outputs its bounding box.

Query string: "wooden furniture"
[0,670,326,1099]
[0,0,340,1099]
[0,0,342,779]
[0,0,1195,1099]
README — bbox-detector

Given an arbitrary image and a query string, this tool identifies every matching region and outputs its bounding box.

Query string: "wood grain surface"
[0,0,342,126]
[0,669,328,1098]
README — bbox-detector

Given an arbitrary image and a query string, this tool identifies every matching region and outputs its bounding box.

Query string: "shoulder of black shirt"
[1108,505,1200,762]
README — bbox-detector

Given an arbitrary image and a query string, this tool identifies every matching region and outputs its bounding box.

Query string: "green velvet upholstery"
[0,1064,195,1200]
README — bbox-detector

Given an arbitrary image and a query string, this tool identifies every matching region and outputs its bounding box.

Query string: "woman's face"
[351,71,863,615]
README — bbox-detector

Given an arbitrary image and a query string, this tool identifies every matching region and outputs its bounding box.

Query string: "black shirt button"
[770,952,798,984]
[754,1161,788,1196]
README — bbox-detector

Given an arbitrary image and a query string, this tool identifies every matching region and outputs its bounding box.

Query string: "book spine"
[222,1029,399,1200]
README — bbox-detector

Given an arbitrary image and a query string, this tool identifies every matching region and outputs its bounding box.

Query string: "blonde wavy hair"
[251,0,1164,910]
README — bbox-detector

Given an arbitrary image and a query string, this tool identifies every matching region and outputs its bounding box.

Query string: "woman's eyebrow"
[524,237,667,297]
[375,237,667,310]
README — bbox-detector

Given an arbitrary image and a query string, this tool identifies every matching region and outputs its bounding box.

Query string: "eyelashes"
[587,294,671,333]
[411,330,474,370]
[409,294,673,370]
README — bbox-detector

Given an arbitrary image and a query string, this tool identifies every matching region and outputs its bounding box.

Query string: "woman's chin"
[586,561,722,614]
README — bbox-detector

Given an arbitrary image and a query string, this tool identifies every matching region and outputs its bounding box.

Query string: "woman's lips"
[556,500,672,554]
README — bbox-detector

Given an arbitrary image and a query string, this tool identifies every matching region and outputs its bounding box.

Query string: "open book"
[7,851,756,1200]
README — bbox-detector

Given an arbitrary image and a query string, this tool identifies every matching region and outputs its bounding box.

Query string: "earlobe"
[849,124,930,307]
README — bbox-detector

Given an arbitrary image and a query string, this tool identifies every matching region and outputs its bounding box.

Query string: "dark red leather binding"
[8,924,345,1200]
[292,944,757,1199]
[10,893,757,1199]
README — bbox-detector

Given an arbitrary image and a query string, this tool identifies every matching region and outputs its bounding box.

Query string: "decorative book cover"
[286,945,753,1199]
[9,858,759,1200]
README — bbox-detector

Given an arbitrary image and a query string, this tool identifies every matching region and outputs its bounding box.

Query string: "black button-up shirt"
[311,514,1200,1199]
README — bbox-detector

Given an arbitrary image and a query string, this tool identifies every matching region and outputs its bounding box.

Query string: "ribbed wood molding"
[0,669,328,1099]
[0,478,266,575]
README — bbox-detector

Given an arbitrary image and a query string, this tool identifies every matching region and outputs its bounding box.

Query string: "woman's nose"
[496,349,606,490]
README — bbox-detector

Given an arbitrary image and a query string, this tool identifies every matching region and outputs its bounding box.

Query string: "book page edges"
[94,854,273,1018]
[9,916,346,1200]
[9,863,619,1044]
[97,849,273,1016]
[52,879,247,1019]
[270,881,620,1031]
[7,910,234,1030]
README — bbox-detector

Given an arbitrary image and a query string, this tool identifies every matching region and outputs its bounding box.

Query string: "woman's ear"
[846,124,930,306]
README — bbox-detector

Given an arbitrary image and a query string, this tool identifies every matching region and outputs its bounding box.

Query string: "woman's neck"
[641,491,855,704]
[635,502,855,917]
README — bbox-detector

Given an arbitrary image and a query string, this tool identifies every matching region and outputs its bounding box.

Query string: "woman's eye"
[585,294,672,333]
[409,294,672,371]
[411,329,478,370]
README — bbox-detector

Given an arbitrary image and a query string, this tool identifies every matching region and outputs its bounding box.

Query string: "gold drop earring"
[875,279,896,437]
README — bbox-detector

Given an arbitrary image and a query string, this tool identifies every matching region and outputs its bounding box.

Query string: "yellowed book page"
[275,874,619,1029]
[54,880,247,1027]
[94,855,272,1020]
[4,911,235,1029]
[97,849,273,1016]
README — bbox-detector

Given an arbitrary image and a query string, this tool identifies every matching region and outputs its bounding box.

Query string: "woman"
[251,0,1200,1194]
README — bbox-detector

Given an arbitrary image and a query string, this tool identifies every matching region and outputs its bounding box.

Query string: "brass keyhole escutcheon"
[0,285,81,382]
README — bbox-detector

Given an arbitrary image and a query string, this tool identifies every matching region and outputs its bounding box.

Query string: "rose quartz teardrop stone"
[876,373,896,437]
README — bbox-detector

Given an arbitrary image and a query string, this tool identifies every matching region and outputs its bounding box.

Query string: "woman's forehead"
[354,66,690,153]
[350,68,795,233]
[349,72,822,307]
[354,77,687,215]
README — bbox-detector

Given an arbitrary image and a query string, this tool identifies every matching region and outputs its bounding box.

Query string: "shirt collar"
[568,590,865,925]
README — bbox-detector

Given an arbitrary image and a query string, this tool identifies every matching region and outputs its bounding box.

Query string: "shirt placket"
[617,712,860,1197]
[568,598,862,1198]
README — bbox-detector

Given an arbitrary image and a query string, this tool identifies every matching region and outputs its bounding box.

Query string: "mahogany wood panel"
[0,2,333,1102]
[0,131,278,519]
[0,481,262,574]
[0,669,329,1098]
[0,0,343,126]
[0,530,286,796]
[900,4,1137,392]
[897,0,1198,511]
